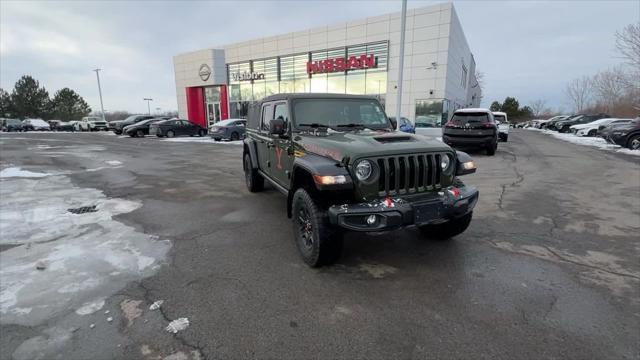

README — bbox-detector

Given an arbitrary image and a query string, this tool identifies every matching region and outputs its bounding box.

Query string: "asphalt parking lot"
[1,130,639,360]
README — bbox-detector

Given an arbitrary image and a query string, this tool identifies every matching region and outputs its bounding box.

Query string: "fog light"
[366,215,377,225]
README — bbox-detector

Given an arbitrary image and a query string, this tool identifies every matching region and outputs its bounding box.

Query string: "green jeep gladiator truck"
[243,94,479,267]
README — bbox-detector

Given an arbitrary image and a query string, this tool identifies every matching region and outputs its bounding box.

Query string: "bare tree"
[565,76,592,113]
[615,23,640,69]
[591,68,628,112]
[529,99,547,117]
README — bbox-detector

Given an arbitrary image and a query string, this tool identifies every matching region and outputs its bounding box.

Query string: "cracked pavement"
[0,130,639,359]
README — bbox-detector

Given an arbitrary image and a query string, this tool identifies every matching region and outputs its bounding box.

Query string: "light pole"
[143,98,153,115]
[395,0,407,123]
[93,69,106,122]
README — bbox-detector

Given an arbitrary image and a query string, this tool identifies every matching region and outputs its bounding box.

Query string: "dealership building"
[173,2,480,129]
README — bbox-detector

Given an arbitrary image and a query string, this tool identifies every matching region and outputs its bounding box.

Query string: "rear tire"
[231,132,239,141]
[198,129,207,137]
[243,153,264,192]
[166,130,175,138]
[502,134,508,142]
[291,188,343,267]
[588,129,597,137]
[136,129,145,138]
[486,142,497,156]
[419,212,473,240]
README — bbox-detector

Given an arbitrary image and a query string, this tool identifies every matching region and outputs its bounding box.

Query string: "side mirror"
[455,151,477,176]
[389,117,397,130]
[269,118,285,136]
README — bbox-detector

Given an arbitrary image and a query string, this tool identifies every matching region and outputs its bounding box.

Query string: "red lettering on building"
[306,54,377,74]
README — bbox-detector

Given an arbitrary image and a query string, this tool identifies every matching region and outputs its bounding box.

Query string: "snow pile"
[526,128,639,156]
[162,137,243,145]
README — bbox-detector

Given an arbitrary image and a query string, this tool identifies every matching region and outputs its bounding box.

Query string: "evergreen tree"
[10,75,50,119]
[51,88,91,121]
[0,88,12,117]
[489,101,502,112]
[500,97,520,119]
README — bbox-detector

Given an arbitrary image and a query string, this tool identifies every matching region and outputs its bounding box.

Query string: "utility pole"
[143,98,153,115]
[395,0,407,124]
[93,69,106,122]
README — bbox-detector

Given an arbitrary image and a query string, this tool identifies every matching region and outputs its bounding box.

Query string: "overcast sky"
[1,0,637,114]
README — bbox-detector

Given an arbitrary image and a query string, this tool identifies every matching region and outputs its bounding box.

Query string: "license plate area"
[413,201,443,225]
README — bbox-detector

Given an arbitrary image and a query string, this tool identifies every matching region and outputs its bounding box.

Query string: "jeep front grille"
[375,154,443,196]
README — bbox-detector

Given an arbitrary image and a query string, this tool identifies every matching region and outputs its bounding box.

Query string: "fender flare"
[243,138,259,169]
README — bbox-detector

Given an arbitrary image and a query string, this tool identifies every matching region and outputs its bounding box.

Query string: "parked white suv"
[74,116,108,131]
[492,111,509,141]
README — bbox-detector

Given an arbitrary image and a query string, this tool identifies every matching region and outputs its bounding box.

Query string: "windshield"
[450,113,490,125]
[494,115,506,122]
[292,98,390,130]
[122,115,139,122]
[7,119,21,125]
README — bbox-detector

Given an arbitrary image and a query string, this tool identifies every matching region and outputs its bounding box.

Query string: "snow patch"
[75,299,105,315]
[526,128,640,156]
[0,167,50,178]
[0,174,171,327]
[162,137,244,145]
[105,160,122,166]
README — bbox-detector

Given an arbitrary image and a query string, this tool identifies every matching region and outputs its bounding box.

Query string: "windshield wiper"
[336,123,373,130]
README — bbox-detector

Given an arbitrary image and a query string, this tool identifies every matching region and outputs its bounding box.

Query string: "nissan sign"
[199,64,211,81]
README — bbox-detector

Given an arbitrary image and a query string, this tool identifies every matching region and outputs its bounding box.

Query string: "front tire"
[166,130,175,138]
[627,134,640,150]
[291,188,343,267]
[419,212,473,240]
[230,132,239,141]
[198,129,207,137]
[136,129,145,138]
[588,129,597,137]
[243,153,264,192]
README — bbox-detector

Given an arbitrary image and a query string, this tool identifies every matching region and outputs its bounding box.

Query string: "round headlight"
[440,155,451,170]
[355,160,373,181]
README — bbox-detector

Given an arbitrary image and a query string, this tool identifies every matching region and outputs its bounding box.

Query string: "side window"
[181,120,191,126]
[273,103,289,126]
[261,104,273,131]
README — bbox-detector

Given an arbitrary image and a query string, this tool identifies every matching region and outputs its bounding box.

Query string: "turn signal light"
[313,175,347,185]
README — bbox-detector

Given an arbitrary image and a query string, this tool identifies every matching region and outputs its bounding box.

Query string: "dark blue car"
[209,118,247,141]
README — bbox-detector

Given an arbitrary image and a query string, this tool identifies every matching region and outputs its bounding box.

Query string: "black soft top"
[247,93,380,129]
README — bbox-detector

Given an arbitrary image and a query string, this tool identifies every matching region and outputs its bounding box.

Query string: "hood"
[294,129,452,164]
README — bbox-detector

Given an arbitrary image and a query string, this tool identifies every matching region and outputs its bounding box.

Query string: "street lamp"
[143,98,153,115]
[93,68,106,122]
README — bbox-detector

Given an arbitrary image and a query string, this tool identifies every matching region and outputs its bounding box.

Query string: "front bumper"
[328,185,479,231]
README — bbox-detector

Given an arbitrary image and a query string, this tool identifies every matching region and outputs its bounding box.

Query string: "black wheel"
[627,134,640,150]
[136,129,145,137]
[588,129,597,137]
[419,212,473,240]
[129,132,136,137]
[291,188,343,267]
[243,153,264,192]
[502,134,508,142]
[166,130,175,138]
[230,132,239,141]
[486,142,497,156]
[156,134,163,138]
[198,129,207,137]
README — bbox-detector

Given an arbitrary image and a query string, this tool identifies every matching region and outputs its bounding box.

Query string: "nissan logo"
[199,64,211,81]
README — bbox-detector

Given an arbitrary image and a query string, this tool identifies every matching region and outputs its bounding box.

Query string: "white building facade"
[173,3,480,130]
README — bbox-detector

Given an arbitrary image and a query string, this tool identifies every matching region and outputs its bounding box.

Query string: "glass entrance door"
[207,102,221,128]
